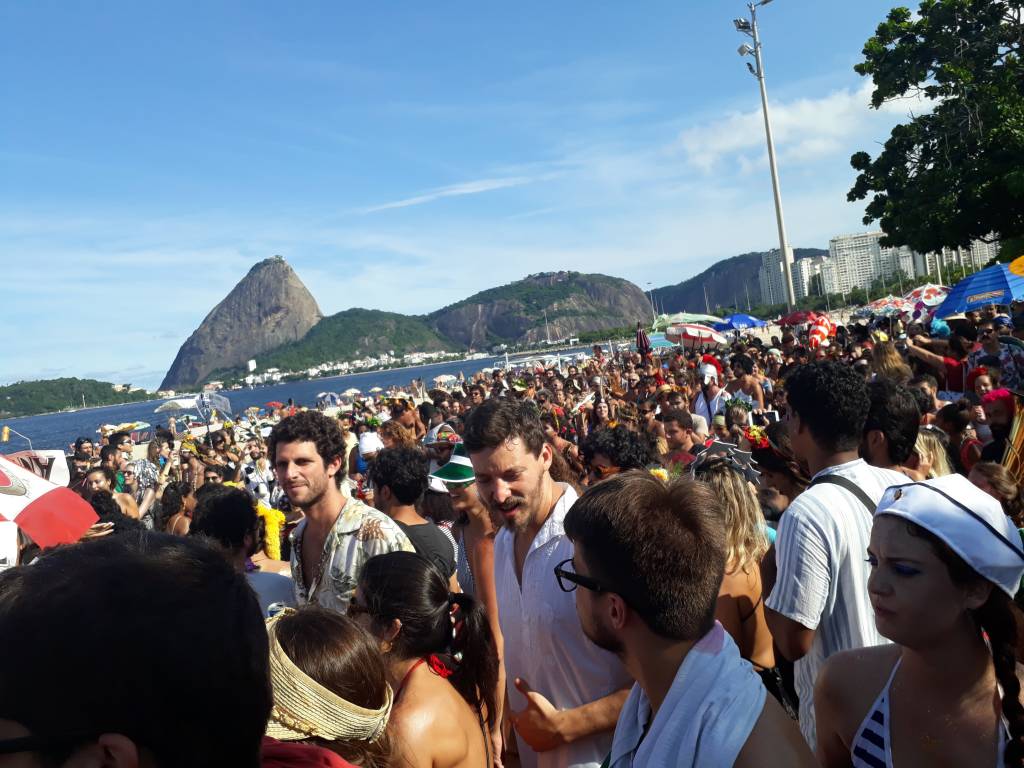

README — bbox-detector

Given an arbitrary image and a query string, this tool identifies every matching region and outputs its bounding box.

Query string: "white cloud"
[356,176,541,214]
[675,81,931,173]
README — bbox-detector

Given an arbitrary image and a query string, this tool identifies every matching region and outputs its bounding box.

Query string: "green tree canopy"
[848,1,1024,255]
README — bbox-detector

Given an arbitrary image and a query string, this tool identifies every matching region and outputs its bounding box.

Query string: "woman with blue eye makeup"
[814,474,1024,768]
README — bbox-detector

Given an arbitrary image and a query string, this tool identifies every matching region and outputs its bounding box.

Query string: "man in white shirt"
[464,399,631,768]
[691,364,727,424]
[766,362,904,747]
[563,471,815,768]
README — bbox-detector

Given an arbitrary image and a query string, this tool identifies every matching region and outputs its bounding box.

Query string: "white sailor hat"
[875,474,1024,597]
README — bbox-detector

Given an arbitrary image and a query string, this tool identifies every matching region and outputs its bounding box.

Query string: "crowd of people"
[4,303,1024,767]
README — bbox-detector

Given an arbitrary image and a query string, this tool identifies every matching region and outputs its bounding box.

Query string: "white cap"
[358,432,385,458]
[699,364,719,384]
[875,475,1024,597]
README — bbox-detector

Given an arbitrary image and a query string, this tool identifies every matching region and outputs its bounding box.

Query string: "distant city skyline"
[3,1,929,387]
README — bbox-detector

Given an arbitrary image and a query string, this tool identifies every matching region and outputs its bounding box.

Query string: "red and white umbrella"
[0,454,97,548]
[903,283,949,307]
[665,323,728,346]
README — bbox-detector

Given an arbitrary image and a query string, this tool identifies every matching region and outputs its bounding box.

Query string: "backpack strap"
[809,474,877,514]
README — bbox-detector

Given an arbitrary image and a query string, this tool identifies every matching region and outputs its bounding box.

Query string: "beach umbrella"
[433,374,457,385]
[342,388,361,397]
[369,387,384,393]
[714,313,767,331]
[903,283,949,307]
[635,323,652,356]
[853,295,912,318]
[779,310,819,326]
[265,401,285,409]
[664,323,727,347]
[935,263,1024,318]
[154,397,197,413]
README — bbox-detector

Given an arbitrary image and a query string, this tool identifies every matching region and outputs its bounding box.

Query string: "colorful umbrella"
[935,263,1024,318]
[265,401,285,409]
[664,323,728,346]
[902,283,949,307]
[853,295,912,318]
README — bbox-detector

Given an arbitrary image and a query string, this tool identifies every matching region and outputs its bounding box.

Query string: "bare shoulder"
[735,696,817,768]
[817,645,900,717]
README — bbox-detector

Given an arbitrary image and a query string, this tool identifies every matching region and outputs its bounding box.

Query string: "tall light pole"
[735,0,796,310]
[646,282,657,324]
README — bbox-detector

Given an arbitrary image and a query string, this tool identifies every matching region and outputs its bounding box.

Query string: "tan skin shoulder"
[390,666,486,768]
[815,644,901,767]
[735,695,818,768]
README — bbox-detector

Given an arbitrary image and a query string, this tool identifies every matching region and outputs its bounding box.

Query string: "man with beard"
[691,363,727,426]
[980,388,1016,463]
[463,399,631,768]
[268,411,412,613]
[561,472,815,767]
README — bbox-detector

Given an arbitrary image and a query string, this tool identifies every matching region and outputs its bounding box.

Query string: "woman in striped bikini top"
[813,475,1024,768]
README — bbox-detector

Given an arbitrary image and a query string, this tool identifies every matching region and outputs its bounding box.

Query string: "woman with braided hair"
[349,551,499,768]
[815,474,1024,768]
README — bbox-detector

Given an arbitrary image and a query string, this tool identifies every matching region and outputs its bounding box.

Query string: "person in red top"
[905,326,975,393]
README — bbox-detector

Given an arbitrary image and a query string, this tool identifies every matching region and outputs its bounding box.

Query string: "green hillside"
[428,271,625,320]
[212,308,456,378]
[0,378,156,418]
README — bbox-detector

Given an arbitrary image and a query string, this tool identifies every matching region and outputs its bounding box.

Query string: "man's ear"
[64,734,141,768]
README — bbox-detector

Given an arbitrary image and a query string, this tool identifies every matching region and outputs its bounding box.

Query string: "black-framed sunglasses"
[554,557,607,594]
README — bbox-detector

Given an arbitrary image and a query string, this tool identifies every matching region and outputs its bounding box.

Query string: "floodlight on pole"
[733,0,796,310]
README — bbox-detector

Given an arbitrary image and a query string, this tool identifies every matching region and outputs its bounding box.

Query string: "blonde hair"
[378,421,416,448]
[694,460,768,571]
[913,430,952,479]
[872,342,913,384]
[971,462,1024,526]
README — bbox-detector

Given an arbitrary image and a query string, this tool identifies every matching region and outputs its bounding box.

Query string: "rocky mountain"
[651,248,828,314]
[160,256,323,390]
[427,272,652,348]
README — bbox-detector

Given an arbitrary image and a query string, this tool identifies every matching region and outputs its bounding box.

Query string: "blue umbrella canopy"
[714,313,767,331]
[935,263,1024,318]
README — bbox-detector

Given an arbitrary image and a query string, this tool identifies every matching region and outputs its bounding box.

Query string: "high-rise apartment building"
[758,247,794,306]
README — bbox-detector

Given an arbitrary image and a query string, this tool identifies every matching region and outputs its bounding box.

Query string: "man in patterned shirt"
[969,317,1024,391]
[268,410,413,613]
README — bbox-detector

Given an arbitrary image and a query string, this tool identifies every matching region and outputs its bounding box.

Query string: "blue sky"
[2,1,920,388]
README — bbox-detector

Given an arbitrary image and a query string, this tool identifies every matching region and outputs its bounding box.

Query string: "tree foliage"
[0,378,155,418]
[849,1,1024,253]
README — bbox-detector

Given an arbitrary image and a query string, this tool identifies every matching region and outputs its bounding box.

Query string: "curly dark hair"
[580,425,652,471]
[267,410,347,484]
[367,447,429,506]
[462,397,546,457]
[785,361,869,452]
[865,379,920,465]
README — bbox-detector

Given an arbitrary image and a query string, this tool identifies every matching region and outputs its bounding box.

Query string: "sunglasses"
[443,479,476,493]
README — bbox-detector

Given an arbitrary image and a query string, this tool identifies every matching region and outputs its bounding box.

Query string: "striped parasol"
[664,323,728,347]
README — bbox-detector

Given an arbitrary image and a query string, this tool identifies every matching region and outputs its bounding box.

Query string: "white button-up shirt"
[495,483,632,768]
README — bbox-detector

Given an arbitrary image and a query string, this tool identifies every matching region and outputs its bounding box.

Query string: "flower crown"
[724,396,753,412]
[743,425,769,450]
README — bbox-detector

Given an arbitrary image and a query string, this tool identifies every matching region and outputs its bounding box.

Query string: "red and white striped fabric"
[808,316,835,349]
[0,454,97,548]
